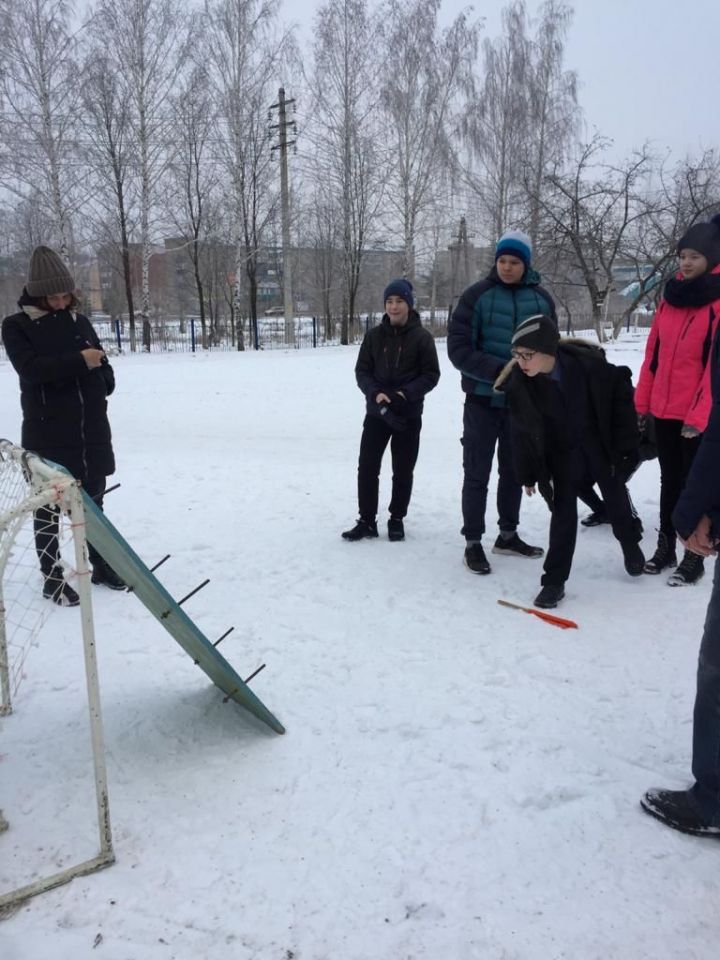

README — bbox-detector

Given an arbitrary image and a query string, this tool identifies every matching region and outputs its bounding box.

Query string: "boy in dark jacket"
[2,246,124,605]
[342,279,440,542]
[641,323,720,836]
[447,229,556,575]
[495,315,645,609]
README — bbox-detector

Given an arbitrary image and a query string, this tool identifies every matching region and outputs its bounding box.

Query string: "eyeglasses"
[511,349,537,362]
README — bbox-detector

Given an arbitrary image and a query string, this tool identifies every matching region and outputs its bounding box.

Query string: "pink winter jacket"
[635,276,720,433]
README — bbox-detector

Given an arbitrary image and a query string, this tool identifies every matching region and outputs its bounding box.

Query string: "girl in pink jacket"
[635,214,720,585]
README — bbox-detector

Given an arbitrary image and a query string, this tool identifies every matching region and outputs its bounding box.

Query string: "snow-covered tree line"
[0,0,717,349]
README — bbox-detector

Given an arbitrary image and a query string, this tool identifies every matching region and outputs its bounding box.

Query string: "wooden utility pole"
[269,88,297,347]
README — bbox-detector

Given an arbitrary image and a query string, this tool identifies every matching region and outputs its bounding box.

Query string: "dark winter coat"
[495,341,640,508]
[355,311,440,423]
[447,265,557,406]
[2,294,116,480]
[673,324,720,541]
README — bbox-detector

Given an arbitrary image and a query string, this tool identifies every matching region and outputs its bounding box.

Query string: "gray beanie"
[26,246,75,298]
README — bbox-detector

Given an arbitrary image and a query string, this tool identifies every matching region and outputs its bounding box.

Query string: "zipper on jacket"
[77,382,89,478]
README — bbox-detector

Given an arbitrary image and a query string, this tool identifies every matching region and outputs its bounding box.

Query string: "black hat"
[511,315,560,356]
[26,246,75,298]
[383,278,414,309]
[676,214,720,270]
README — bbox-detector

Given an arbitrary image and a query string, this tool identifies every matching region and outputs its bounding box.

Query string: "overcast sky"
[285,0,719,161]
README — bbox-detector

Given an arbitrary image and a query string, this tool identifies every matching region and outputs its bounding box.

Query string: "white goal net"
[0,440,114,911]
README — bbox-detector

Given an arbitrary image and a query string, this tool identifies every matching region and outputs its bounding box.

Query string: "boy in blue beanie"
[447,228,556,574]
[342,279,440,541]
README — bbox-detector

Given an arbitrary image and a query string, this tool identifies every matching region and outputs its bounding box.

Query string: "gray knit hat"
[26,246,75,298]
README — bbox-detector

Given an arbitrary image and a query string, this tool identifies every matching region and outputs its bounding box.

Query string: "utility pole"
[269,87,297,347]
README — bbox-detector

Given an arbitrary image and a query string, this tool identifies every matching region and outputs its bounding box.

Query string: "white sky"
[285,0,719,160]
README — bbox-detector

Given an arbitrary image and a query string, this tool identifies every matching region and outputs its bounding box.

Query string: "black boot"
[621,540,645,577]
[341,518,378,541]
[534,584,565,609]
[42,565,80,607]
[643,532,677,575]
[91,558,126,590]
[667,550,705,587]
[387,517,405,541]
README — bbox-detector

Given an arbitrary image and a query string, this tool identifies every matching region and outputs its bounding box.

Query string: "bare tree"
[88,0,188,351]
[378,0,480,279]
[463,0,530,241]
[308,0,383,344]
[537,135,652,341]
[81,49,139,346]
[0,0,83,260]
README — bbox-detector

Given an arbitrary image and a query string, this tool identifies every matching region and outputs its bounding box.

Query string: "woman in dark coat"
[2,246,124,605]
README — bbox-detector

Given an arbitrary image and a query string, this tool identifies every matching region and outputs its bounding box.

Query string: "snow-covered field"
[0,333,717,959]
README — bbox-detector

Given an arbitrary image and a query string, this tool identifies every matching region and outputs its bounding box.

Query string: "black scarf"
[663,271,720,308]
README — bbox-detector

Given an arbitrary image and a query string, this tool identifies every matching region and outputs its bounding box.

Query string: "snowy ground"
[0,333,717,959]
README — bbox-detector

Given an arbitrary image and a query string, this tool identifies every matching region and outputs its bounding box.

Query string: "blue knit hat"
[383,278,414,309]
[495,229,532,267]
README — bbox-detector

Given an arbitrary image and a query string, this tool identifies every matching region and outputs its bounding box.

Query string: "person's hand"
[81,348,105,369]
[524,485,535,496]
[679,515,717,557]
[376,392,391,404]
[681,423,701,439]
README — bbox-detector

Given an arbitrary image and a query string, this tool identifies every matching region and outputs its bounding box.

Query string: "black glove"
[377,402,407,431]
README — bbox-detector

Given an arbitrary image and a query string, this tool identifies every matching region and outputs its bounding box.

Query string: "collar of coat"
[22,304,77,322]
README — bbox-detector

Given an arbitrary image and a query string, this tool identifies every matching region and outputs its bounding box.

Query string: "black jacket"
[673,325,720,541]
[2,296,116,480]
[495,341,640,507]
[355,312,440,421]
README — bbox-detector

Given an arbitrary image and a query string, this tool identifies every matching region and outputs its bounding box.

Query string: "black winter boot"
[621,540,645,577]
[341,519,378,541]
[42,565,80,607]
[534,584,565,609]
[91,558,126,590]
[667,550,705,587]
[643,532,677,575]
[580,511,609,527]
[464,543,490,574]
[641,788,720,837]
[387,517,405,541]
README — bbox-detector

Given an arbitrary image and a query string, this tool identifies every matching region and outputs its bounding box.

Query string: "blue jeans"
[691,556,720,823]
[460,399,522,542]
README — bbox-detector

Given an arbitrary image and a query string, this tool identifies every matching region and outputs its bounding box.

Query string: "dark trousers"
[691,557,720,823]
[654,418,702,537]
[542,441,641,587]
[35,475,106,575]
[461,400,522,541]
[357,415,422,521]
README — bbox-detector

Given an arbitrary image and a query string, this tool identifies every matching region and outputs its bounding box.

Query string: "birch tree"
[88,0,188,351]
[202,0,293,350]
[378,0,479,279]
[309,0,382,344]
[0,0,82,260]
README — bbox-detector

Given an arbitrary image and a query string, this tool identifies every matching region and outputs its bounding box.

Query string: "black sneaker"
[492,532,544,558]
[640,788,720,837]
[667,550,705,586]
[387,517,405,541]
[91,559,126,590]
[580,511,609,527]
[644,532,676,574]
[534,584,565,608]
[621,540,645,577]
[42,566,80,607]
[341,519,378,541]
[464,543,490,574]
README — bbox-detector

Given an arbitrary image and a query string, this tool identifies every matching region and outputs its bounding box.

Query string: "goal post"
[0,441,114,911]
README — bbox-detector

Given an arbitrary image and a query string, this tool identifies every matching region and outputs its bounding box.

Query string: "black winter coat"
[2,298,116,480]
[495,341,640,507]
[355,312,440,421]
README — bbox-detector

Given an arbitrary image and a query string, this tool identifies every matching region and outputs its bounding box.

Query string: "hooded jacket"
[2,292,116,480]
[355,310,440,421]
[495,341,640,508]
[634,264,720,432]
[447,265,557,406]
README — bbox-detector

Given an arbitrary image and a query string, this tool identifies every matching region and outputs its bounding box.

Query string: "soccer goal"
[0,440,114,911]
